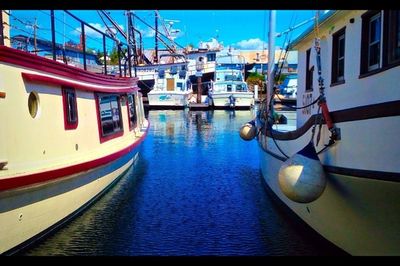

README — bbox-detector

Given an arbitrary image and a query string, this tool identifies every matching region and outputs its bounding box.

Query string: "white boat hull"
[212,92,254,108]
[147,91,191,108]
[258,115,400,255]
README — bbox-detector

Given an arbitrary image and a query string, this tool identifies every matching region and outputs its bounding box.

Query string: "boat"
[0,10,149,254]
[241,10,400,255]
[211,52,254,109]
[147,53,192,109]
[274,73,297,106]
[186,39,222,104]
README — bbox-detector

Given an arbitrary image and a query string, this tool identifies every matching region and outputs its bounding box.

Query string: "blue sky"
[10,10,319,51]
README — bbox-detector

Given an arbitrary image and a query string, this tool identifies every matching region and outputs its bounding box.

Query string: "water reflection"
[22,108,345,256]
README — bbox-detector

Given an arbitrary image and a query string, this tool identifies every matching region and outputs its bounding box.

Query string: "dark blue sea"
[21,109,345,256]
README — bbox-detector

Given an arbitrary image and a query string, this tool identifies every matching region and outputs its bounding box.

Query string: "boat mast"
[267,10,276,109]
[154,11,158,63]
[126,10,133,77]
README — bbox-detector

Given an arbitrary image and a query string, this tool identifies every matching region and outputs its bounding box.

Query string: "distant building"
[238,49,298,75]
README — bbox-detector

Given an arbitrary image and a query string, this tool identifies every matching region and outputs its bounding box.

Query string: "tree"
[96,49,104,64]
[109,47,119,65]
[246,72,265,88]
[109,46,128,65]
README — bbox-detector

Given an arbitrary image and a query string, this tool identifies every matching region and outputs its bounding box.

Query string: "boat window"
[177,82,184,91]
[127,93,137,130]
[170,65,178,75]
[96,93,123,142]
[387,10,400,65]
[225,74,239,81]
[236,84,246,92]
[179,69,187,79]
[360,11,382,74]
[207,53,216,62]
[28,91,40,118]
[305,48,314,91]
[368,13,381,71]
[158,69,165,79]
[227,84,232,92]
[62,87,78,130]
[331,27,346,84]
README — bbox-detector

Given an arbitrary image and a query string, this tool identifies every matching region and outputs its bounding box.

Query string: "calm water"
[21,109,345,256]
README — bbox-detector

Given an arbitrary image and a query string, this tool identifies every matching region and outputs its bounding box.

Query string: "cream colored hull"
[0,152,138,254]
[258,116,400,255]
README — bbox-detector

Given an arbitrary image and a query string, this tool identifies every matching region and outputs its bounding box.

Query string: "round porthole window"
[28,92,39,118]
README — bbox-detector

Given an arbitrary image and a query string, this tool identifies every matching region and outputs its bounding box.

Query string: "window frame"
[360,10,382,76]
[305,48,314,92]
[95,93,124,143]
[385,10,400,66]
[331,27,346,86]
[360,10,400,78]
[62,87,78,130]
[126,93,137,131]
[367,12,382,71]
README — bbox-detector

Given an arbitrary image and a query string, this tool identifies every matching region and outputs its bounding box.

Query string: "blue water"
[22,109,345,256]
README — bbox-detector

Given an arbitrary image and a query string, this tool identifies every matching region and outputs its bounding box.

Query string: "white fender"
[278,142,327,203]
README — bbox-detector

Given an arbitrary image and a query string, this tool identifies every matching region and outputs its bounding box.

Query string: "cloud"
[142,28,155,38]
[233,38,267,50]
[72,23,125,38]
[133,25,155,38]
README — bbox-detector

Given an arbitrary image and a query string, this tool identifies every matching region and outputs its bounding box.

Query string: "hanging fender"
[318,98,333,130]
[318,97,340,140]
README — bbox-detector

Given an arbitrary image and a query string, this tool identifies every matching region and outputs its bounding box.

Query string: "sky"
[9,10,320,52]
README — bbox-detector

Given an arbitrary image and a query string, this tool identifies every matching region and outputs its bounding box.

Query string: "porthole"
[28,92,40,118]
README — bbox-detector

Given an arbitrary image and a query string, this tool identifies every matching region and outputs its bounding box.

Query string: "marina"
[20,109,345,256]
[1,9,399,256]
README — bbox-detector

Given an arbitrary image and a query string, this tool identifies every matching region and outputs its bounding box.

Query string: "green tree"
[275,73,288,85]
[109,47,119,65]
[109,46,128,65]
[246,72,265,87]
[96,49,104,64]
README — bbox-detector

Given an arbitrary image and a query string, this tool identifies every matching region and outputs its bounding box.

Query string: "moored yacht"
[241,10,400,255]
[0,10,149,254]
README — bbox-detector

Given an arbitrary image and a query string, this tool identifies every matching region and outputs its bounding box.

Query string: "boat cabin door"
[167,78,175,91]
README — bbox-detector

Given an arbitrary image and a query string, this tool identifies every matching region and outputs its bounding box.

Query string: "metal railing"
[2,10,131,77]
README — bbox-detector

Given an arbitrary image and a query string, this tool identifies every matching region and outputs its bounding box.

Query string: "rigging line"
[276,11,299,83]
[155,10,173,45]
[262,10,267,50]
[310,105,321,144]
[36,11,107,47]
[274,93,320,110]
[98,10,124,43]
[133,13,185,50]
[97,10,114,37]
[266,114,290,159]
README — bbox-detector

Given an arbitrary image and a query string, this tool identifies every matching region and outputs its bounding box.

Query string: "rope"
[274,91,320,110]
[310,105,321,144]
[266,113,290,159]
[256,10,340,159]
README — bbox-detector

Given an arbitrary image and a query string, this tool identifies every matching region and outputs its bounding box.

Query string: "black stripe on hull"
[261,100,400,140]
[260,145,400,183]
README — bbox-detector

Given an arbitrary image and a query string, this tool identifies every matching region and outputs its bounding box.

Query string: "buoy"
[239,120,256,141]
[278,142,326,203]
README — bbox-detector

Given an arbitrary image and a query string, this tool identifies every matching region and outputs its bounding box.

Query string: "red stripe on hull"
[0,45,138,88]
[0,124,149,192]
[22,73,137,94]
